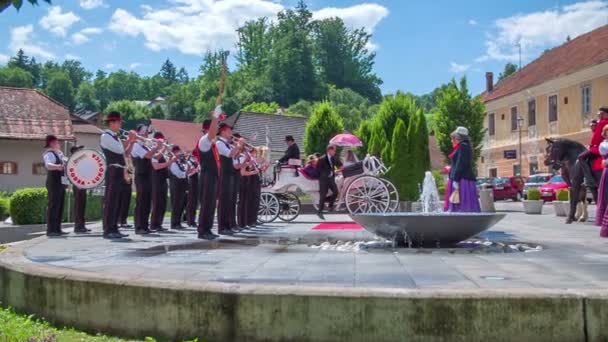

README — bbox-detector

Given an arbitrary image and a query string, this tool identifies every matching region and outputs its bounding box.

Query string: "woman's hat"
[451,126,469,137]
[45,134,58,148]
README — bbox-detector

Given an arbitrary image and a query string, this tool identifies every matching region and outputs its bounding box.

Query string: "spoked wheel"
[258,192,280,223]
[345,175,390,214]
[277,192,301,222]
[382,179,400,212]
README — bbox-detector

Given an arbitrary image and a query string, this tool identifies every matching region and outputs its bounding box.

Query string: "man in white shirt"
[216,123,244,235]
[43,134,67,236]
[99,111,136,239]
[131,124,159,235]
[169,145,190,229]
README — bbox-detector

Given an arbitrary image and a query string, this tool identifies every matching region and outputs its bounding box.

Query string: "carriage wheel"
[258,193,280,223]
[277,192,301,222]
[345,176,390,214]
[382,179,400,212]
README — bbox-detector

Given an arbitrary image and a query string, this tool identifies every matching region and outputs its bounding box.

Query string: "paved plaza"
[14,202,608,290]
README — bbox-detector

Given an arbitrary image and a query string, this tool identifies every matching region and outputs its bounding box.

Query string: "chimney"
[485,72,494,93]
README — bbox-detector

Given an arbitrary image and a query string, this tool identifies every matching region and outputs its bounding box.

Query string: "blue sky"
[1,0,608,96]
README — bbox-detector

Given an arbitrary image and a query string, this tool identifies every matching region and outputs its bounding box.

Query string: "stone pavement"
[16,202,608,289]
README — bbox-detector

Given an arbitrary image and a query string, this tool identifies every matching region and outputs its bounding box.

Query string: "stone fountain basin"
[350,212,506,247]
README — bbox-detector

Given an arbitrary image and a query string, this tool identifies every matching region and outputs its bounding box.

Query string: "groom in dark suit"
[316,145,342,219]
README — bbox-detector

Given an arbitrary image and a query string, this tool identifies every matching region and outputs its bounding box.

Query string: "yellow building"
[479,24,608,178]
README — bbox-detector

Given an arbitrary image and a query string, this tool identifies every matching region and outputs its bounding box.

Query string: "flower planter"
[523,200,543,215]
[553,201,570,217]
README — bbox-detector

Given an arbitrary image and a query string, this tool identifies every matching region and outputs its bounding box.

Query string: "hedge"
[9,187,138,225]
[0,196,10,220]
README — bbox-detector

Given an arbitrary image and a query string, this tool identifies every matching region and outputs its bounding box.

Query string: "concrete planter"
[553,201,570,217]
[523,200,543,215]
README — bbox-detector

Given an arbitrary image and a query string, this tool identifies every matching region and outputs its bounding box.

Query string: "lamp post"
[517,116,525,176]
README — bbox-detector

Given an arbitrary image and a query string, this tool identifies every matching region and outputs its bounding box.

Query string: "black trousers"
[237,176,250,228]
[118,181,132,225]
[134,174,152,230]
[318,177,338,212]
[73,186,87,230]
[103,167,124,234]
[170,178,188,227]
[46,178,65,234]
[186,174,198,226]
[231,174,240,229]
[197,171,218,235]
[217,172,235,231]
[151,177,168,229]
[248,176,261,226]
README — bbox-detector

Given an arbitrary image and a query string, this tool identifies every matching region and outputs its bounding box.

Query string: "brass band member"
[150,132,174,231]
[185,155,200,227]
[248,148,268,227]
[197,109,222,240]
[231,133,247,231]
[69,145,91,233]
[169,145,190,229]
[43,134,67,236]
[100,112,136,239]
[216,122,244,235]
[131,124,159,235]
[237,150,257,229]
[118,148,134,229]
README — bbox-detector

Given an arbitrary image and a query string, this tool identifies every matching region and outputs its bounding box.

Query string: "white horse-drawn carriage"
[257,154,399,223]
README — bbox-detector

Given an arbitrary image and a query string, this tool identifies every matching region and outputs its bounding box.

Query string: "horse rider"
[579,107,608,187]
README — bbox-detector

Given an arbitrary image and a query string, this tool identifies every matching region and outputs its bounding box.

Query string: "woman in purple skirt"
[445,127,481,213]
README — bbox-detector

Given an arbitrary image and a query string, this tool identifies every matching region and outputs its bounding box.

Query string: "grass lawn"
[0,306,201,342]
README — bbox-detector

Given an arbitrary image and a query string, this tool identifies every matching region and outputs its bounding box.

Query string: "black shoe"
[117,231,129,237]
[219,228,234,236]
[135,229,151,235]
[74,227,91,234]
[120,223,133,229]
[198,232,216,240]
[172,225,186,230]
[317,212,325,220]
[151,226,168,232]
[103,232,124,239]
[47,231,64,237]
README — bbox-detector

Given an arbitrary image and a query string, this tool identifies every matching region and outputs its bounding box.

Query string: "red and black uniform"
[43,149,66,235]
[70,145,89,233]
[150,155,169,230]
[186,158,199,227]
[580,117,608,186]
[169,159,188,229]
[132,142,153,232]
[237,157,254,228]
[217,137,237,234]
[100,130,127,236]
[197,134,220,239]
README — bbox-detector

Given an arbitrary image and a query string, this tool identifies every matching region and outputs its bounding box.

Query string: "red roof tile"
[150,119,203,152]
[0,86,74,140]
[481,24,608,102]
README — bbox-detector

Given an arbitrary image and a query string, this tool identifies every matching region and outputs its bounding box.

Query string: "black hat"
[600,107,608,114]
[218,122,232,131]
[104,111,122,122]
[285,135,294,142]
[70,145,84,154]
[171,145,181,153]
[45,134,58,148]
[202,119,212,130]
[153,131,165,140]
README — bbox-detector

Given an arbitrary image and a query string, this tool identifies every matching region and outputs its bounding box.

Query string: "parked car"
[539,175,569,202]
[476,177,493,192]
[492,177,526,201]
[523,173,553,199]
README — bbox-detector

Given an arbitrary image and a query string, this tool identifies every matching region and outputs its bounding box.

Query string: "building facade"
[479,25,608,178]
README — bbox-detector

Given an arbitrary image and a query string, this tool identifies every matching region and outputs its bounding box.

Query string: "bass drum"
[66,149,107,189]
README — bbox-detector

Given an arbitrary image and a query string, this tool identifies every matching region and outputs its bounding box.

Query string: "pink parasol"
[329,133,363,147]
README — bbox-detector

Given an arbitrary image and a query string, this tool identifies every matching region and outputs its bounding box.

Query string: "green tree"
[498,62,518,81]
[236,17,272,74]
[166,81,198,122]
[408,110,430,186]
[303,102,344,155]
[75,82,99,112]
[313,18,382,102]
[93,70,110,110]
[287,99,313,117]
[0,66,33,88]
[176,67,189,84]
[105,70,141,101]
[45,71,75,110]
[7,49,29,69]
[327,87,374,131]
[435,77,486,165]
[61,59,91,90]
[104,100,149,130]
[386,119,414,200]
[242,101,279,113]
[0,0,50,12]
[354,119,372,158]
[160,59,177,83]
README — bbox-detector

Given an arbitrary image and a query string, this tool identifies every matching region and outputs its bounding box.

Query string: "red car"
[539,175,569,202]
[491,177,526,201]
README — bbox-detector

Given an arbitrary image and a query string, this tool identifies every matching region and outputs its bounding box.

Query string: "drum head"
[66,149,107,189]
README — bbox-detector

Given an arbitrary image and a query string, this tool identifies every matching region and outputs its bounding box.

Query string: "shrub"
[527,188,541,201]
[556,189,570,202]
[10,188,47,225]
[304,102,344,156]
[0,197,9,220]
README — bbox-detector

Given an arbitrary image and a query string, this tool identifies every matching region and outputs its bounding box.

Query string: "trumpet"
[230,136,256,152]
[120,129,174,150]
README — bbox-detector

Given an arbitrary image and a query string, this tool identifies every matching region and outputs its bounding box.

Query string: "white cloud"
[479,0,608,62]
[109,1,388,55]
[9,25,55,59]
[65,53,81,60]
[79,0,105,10]
[0,54,9,64]
[468,19,477,25]
[39,6,80,37]
[449,62,470,73]
[104,63,115,69]
[129,62,141,69]
[71,27,103,45]
[312,4,389,32]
